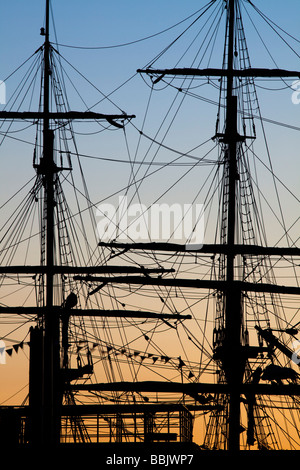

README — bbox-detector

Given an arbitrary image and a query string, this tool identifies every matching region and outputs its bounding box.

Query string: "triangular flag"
[6,349,13,356]
[178,357,185,369]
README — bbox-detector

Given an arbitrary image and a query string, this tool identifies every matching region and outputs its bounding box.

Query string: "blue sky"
[2,1,300,82]
[1,0,300,246]
[1,1,299,112]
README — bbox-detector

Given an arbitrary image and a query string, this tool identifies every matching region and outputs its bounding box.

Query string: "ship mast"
[135,0,300,452]
[26,0,136,447]
[42,0,60,447]
[137,0,242,452]
[223,0,241,452]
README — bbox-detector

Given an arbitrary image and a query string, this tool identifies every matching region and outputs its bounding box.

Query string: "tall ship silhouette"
[1,0,300,456]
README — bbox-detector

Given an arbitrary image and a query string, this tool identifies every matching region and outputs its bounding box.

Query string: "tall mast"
[42,0,60,446]
[0,0,135,449]
[134,0,300,451]
[223,0,241,452]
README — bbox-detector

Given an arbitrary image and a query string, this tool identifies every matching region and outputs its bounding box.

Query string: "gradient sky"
[0,2,300,286]
[1,1,300,415]
[1,1,300,179]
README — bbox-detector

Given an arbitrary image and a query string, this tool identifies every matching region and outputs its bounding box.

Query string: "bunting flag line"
[4,338,196,381]
[85,340,196,378]
[6,341,29,356]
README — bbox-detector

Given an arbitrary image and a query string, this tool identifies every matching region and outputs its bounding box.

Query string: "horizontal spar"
[0,265,174,274]
[98,241,300,257]
[0,306,191,320]
[0,403,220,415]
[137,67,300,78]
[0,111,135,121]
[70,380,300,396]
[74,274,300,296]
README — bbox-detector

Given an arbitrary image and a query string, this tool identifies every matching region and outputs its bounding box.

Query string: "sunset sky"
[0,0,299,203]
[1,1,300,450]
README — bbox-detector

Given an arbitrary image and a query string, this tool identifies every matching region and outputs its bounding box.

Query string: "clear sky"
[1,0,300,414]
[0,1,299,172]
[1,0,300,293]
[2,1,300,98]
[1,1,300,281]
[0,0,297,239]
